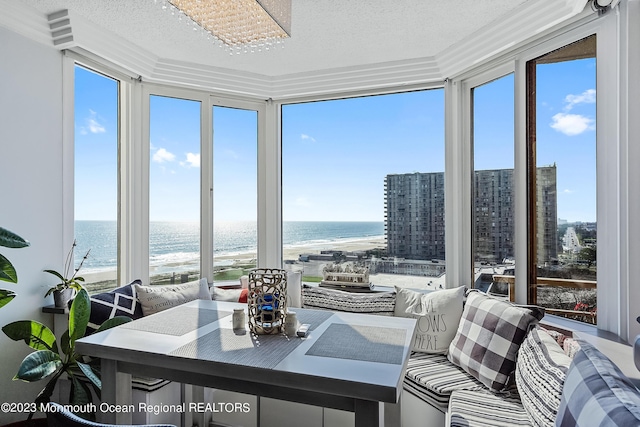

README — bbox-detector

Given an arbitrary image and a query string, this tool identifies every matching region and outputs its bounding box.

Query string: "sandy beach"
[82,236,392,292]
[216,236,387,263]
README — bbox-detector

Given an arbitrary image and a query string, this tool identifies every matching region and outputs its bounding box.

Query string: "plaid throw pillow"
[447,290,544,392]
[556,340,640,426]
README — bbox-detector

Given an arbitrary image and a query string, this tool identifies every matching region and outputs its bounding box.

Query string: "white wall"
[0,26,65,424]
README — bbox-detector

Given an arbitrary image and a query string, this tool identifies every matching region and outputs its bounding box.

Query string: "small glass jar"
[284,310,298,337]
[232,308,245,330]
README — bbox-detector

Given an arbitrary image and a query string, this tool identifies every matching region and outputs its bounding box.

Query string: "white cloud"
[79,110,106,135]
[152,148,176,163]
[301,134,316,142]
[550,113,595,136]
[181,152,200,168]
[564,89,596,111]
[563,189,573,194]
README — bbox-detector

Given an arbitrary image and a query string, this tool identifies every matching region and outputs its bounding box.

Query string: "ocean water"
[74,220,384,274]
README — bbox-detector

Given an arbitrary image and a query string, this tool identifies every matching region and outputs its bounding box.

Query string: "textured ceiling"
[18,0,529,77]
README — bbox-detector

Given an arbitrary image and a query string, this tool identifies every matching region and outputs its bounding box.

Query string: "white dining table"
[75,299,416,427]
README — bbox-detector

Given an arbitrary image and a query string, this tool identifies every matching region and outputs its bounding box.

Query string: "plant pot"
[53,288,74,308]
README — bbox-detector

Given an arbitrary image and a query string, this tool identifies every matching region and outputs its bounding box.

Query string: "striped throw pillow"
[516,326,572,427]
[302,285,396,316]
[447,290,544,392]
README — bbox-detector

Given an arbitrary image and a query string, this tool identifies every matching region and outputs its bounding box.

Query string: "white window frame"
[451,9,629,339]
[275,83,445,271]
[65,52,135,288]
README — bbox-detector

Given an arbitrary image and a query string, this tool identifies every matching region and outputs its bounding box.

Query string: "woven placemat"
[169,309,334,368]
[290,308,334,331]
[305,324,407,365]
[170,328,304,369]
[120,307,231,336]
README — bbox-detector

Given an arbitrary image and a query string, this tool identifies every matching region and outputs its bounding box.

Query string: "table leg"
[100,359,132,424]
[354,399,379,427]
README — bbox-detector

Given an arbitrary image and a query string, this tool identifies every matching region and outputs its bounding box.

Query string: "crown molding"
[437,0,591,79]
[36,7,440,99]
[0,0,52,46]
[2,0,592,99]
[147,59,273,99]
[46,9,158,78]
[270,57,442,100]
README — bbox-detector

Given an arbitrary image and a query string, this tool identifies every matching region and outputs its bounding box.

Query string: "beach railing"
[491,274,597,323]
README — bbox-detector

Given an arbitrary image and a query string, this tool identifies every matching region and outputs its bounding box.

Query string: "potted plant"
[44,240,90,308]
[2,288,132,421]
[0,226,30,308]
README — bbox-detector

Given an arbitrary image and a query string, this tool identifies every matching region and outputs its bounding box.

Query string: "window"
[149,95,201,285]
[74,65,119,293]
[527,35,597,323]
[472,74,515,294]
[282,90,445,288]
[212,105,258,282]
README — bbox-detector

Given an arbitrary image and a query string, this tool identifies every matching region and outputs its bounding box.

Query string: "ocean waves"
[75,220,384,274]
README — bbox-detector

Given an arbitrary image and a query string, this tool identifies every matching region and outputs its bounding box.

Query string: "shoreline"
[82,236,387,285]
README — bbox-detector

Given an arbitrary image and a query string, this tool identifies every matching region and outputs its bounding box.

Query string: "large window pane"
[282,90,445,290]
[527,35,597,323]
[472,74,515,295]
[149,95,201,285]
[212,106,258,283]
[74,65,119,293]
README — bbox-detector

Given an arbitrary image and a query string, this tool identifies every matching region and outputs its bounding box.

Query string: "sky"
[74,56,596,224]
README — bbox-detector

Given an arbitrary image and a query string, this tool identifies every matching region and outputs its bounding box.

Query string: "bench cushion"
[301,285,396,316]
[449,389,532,427]
[556,340,640,427]
[404,353,484,412]
[516,327,572,427]
[448,290,544,392]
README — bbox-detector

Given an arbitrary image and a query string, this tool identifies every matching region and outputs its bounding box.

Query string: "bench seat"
[403,353,484,412]
[448,389,531,427]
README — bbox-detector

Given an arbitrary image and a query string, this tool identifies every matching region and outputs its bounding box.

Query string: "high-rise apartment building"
[385,172,446,260]
[385,166,557,263]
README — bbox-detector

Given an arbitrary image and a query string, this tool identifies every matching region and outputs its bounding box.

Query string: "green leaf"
[60,330,71,357]
[69,289,90,345]
[2,320,58,353]
[0,254,18,283]
[70,373,93,407]
[43,269,66,282]
[69,282,84,292]
[15,350,62,382]
[93,316,132,334]
[0,289,16,308]
[0,227,30,249]
[76,361,101,389]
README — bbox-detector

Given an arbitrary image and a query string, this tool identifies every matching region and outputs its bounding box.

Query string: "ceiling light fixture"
[161,0,291,54]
